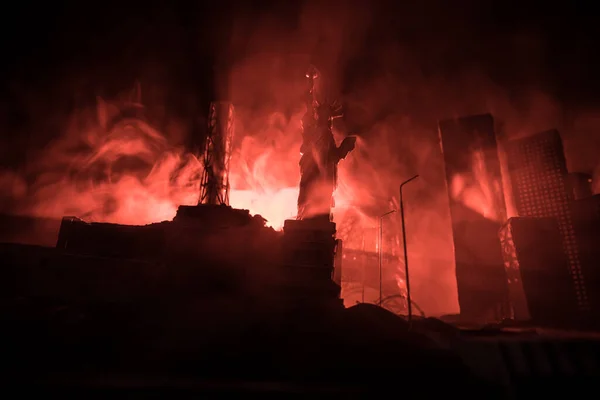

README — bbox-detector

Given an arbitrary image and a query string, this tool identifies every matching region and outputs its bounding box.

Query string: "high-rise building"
[504,130,589,312]
[438,114,509,322]
[498,217,578,326]
[572,194,600,313]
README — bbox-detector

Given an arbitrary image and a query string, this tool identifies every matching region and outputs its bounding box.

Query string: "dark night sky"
[1,1,600,160]
[3,1,600,97]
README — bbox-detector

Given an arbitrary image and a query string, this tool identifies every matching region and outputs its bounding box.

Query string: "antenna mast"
[199,101,235,206]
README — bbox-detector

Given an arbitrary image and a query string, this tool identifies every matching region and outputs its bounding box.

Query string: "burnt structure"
[297,65,356,221]
[498,217,578,326]
[4,105,600,395]
[56,206,269,258]
[48,66,355,314]
[572,193,600,312]
[567,175,599,301]
[438,114,509,323]
[281,219,343,306]
[0,77,361,391]
[52,208,347,316]
[199,101,235,206]
[49,85,348,313]
[504,130,590,313]
[278,66,360,311]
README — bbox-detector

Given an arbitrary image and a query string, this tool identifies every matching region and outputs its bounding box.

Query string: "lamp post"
[400,174,419,325]
[379,209,396,306]
[361,234,367,303]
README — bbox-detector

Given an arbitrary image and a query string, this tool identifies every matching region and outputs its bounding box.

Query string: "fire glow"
[449,150,506,222]
[0,87,463,316]
[0,94,358,231]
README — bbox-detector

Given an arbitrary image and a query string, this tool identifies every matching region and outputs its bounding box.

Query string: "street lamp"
[379,209,396,306]
[400,174,419,325]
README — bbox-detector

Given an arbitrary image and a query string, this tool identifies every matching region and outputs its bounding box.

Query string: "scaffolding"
[199,102,235,206]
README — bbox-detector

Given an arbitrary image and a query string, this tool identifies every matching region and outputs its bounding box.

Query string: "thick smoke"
[0,80,201,225]
[221,1,600,315]
[0,2,598,316]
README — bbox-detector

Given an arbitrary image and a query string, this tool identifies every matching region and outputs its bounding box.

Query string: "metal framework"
[498,219,528,320]
[199,102,235,206]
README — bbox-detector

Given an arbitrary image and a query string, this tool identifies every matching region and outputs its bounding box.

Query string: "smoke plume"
[0,2,599,316]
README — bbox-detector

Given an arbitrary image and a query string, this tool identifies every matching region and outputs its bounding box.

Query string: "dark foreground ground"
[1,235,600,398]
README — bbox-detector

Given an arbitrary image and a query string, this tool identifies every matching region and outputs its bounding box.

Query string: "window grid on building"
[507,131,589,310]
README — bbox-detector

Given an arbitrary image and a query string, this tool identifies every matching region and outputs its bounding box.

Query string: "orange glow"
[0,87,460,317]
[449,150,505,222]
[227,111,301,229]
[8,114,202,226]
[0,98,360,231]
